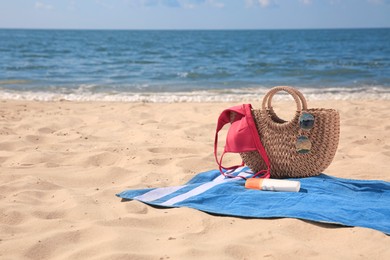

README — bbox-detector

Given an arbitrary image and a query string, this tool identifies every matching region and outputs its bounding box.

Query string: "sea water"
[0,28,389,102]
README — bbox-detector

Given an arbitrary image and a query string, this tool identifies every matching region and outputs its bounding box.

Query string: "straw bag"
[240,86,340,178]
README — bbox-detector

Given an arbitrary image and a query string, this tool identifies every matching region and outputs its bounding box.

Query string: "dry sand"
[1,99,389,259]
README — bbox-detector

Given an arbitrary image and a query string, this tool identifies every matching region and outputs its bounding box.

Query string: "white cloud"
[300,0,312,4]
[180,0,224,9]
[180,0,198,9]
[124,0,224,8]
[35,1,53,10]
[208,0,225,8]
[258,0,271,7]
[124,0,158,7]
[245,0,278,8]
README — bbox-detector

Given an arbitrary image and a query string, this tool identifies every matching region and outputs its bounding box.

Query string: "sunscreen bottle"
[245,178,300,192]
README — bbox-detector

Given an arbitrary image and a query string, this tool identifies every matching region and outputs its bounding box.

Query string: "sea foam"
[0,86,389,103]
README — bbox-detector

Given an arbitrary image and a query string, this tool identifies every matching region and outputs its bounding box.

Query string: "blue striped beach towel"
[117,167,390,235]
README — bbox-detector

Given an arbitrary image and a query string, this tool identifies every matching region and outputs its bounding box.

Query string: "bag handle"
[261,86,308,125]
[262,86,308,112]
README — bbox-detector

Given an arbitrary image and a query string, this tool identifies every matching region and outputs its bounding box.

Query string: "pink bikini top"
[214,104,271,179]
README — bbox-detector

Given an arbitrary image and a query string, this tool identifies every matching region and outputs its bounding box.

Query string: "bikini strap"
[214,104,271,179]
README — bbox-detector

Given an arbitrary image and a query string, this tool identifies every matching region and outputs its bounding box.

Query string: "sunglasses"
[296,112,315,154]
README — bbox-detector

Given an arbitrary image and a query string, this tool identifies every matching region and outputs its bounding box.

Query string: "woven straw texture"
[240,86,340,178]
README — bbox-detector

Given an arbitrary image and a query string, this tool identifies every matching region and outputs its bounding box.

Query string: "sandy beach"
[1,99,389,259]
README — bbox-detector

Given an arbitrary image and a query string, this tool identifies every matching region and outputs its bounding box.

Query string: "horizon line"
[1,26,389,31]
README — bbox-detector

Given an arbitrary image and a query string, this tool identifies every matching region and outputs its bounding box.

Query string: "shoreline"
[1,86,390,103]
[1,99,389,259]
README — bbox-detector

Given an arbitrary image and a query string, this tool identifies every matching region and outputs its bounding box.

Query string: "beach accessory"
[214,104,271,179]
[240,86,340,178]
[245,178,301,192]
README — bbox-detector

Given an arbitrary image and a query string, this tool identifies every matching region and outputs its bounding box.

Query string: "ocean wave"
[0,86,389,103]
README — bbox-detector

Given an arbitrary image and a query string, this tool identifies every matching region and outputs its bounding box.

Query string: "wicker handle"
[261,86,308,112]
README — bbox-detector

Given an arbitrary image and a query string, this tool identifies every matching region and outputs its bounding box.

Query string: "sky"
[0,0,389,30]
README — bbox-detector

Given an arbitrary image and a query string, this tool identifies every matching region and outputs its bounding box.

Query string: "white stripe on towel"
[134,185,186,202]
[161,172,252,206]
